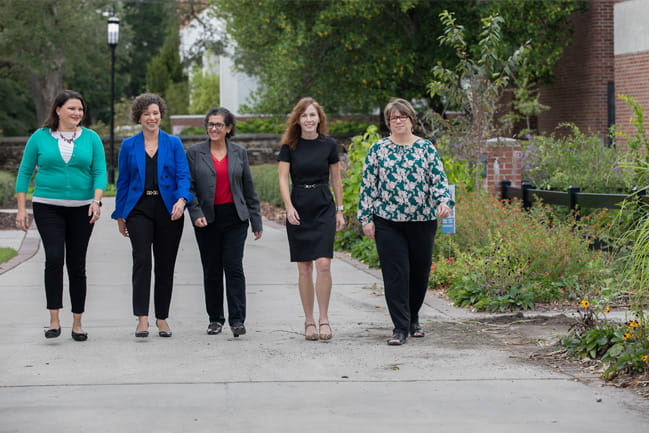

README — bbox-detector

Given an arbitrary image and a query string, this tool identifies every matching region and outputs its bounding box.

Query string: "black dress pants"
[374,216,438,334]
[194,203,249,326]
[33,203,94,314]
[125,195,184,319]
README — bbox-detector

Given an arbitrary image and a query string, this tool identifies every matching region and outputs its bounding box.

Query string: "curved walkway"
[0,197,647,432]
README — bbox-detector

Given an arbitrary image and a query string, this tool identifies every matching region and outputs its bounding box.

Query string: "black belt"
[294,183,327,189]
[144,190,160,196]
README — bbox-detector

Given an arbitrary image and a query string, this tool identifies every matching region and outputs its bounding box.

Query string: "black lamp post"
[107,16,120,184]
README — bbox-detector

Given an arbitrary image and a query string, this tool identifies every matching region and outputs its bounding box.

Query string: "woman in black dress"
[278,97,345,341]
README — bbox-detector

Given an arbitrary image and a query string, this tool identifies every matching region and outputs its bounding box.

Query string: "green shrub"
[430,190,612,311]
[522,124,632,193]
[0,171,15,206]
[250,164,282,207]
[328,120,376,135]
[237,117,285,134]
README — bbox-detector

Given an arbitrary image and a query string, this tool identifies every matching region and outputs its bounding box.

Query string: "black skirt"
[286,184,335,262]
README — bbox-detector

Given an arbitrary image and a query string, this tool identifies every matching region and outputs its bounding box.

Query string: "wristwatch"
[336,205,344,212]
[93,200,102,207]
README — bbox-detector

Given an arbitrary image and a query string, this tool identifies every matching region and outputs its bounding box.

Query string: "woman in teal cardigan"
[16,89,107,342]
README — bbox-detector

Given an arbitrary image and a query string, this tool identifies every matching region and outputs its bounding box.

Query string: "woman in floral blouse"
[358,98,454,346]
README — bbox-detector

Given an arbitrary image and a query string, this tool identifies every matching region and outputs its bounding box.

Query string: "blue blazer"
[111,130,193,220]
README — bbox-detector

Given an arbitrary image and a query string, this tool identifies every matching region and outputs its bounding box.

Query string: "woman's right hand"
[286,206,300,225]
[117,218,129,237]
[194,217,208,228]
[15,209,30,232]
[362,222,375,239]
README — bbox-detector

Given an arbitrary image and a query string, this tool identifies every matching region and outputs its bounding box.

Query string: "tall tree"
[212,0,478,114]
[0,0,109,125]
[211,0,584,115]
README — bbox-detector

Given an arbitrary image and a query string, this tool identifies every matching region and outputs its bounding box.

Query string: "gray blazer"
[186,139,262,233]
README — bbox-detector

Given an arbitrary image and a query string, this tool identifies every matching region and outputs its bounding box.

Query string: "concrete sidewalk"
[1,197,648,433]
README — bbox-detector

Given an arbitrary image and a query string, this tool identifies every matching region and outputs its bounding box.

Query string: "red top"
[212,155,233,204]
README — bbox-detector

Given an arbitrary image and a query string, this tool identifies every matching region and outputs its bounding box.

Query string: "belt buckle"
[145,190,158,196]
[304,184,316,189]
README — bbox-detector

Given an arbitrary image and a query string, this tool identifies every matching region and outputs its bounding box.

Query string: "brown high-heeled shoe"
[318,322,332,341]
[304,322,318,341]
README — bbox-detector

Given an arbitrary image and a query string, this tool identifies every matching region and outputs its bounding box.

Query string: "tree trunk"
[27,67,63,127]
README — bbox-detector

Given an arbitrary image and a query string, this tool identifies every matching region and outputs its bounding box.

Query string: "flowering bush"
[562,299,648,378]
[429,189,613,311]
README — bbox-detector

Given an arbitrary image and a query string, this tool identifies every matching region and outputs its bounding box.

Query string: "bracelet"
[336,205,344,212]
[93,200,102,207]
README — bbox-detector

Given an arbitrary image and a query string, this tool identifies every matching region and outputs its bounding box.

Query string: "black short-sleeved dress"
[277,136,339,262]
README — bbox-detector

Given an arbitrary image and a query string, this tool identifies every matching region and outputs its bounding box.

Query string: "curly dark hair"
[204,107,236,138]
[131,93,167,124]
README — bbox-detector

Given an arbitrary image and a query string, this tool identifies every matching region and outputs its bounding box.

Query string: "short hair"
[204,107,236,138]
[131,93,167,124]
[281,97,329,151]
[43,90,88,130]
[383,98,417,127]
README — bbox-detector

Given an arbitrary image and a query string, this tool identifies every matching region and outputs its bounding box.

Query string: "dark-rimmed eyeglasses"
[207,122,226,130]
[389,115,410,123]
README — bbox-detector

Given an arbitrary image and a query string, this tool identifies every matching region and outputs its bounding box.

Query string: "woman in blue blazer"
[111,93,193,338]
[186,107,262,337]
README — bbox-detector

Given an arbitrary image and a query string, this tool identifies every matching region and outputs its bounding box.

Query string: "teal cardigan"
[16,127,107,199]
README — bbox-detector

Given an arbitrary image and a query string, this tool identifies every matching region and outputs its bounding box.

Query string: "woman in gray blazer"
[186,107,263,337]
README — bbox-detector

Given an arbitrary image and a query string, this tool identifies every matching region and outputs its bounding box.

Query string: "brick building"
[538,0,649,144]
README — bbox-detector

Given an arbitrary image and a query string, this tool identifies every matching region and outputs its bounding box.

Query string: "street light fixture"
[107,16,120,184]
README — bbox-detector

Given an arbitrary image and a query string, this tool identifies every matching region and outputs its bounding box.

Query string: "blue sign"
[441,184,456,234]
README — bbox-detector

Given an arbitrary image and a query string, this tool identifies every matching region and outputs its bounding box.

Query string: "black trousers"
[374,216,438,334]
[33,203,94,314]
[125,195,184,319]
[194,203,249,325]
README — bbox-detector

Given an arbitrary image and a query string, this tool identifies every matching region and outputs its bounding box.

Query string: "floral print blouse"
[357,137,454,225]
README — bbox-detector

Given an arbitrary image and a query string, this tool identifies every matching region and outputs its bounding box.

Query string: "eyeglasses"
[207,122,226,130]
[389,115,410,123]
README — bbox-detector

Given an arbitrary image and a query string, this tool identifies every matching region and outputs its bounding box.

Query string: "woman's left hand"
[437,203,452,219]
[253,231,263,240]
[88,201,101,223]
[335,211,345,232]
[171,198,186,221]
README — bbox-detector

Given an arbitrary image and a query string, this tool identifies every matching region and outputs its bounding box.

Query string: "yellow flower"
[580,300,590,309]
[623,333,633,340]
[642,355,648,362]
[604,306,610,314]
[627,320,641,328]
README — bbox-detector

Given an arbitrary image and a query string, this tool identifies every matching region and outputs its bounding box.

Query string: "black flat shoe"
[207,322,223,335]
[410,324,425,338]
[231,323,246,337]
[71,331,88,341]
[387,332,407,346]
[44,328,61,339]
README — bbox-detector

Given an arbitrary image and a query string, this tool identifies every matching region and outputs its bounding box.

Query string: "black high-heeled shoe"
[135,321,149,338]
[44,328,61,339]
[71,331,88,341]
[156,319,172,338]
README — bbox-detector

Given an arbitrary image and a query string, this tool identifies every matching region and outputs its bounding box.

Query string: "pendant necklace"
[59,130,77,144]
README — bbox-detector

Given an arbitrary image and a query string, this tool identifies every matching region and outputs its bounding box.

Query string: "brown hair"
[383,97,417,129]
[280,97,329,151]
[43,90,87,130]
[131,93,167,124]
